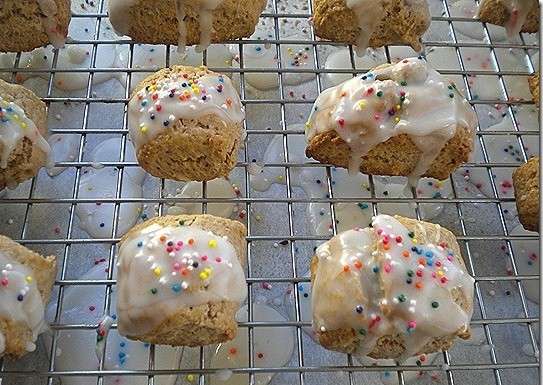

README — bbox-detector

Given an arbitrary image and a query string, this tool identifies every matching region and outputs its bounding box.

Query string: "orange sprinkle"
[343,265,350,273]
[415,282,423,289]
[417,257,426,265]
[188,238,195,245]
[402,250,410,258]
[383,244,390,251]
[354,260,363,269]
[159,235,167,242]
[229,348,237,355]
[181,268,189,276]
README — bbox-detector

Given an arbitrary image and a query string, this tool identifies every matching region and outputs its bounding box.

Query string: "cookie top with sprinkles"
[311,214,474,360]
[305,57,477,177]
[128,66,244,150]
[116,221,247,336]
[0,252,47,355]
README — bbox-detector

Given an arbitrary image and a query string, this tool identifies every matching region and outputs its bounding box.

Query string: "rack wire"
[0,0,540,384]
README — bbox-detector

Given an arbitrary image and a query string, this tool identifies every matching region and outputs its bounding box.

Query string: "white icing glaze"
[128,69,244,151]
[108,0,224,52]
[305,57,477,178]
[37,0,66,49]
[116,223,247,336]
[344,0,428,55]
[311,214,474,360]
[324,48,386,87]
[0,252,47,352]
[0,97,50,170]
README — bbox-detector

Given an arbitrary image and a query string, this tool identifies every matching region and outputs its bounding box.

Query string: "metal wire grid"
[0,0,540,384]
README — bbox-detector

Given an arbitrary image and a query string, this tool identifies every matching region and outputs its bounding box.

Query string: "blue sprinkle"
[112,314,117,320]
[119,352,126,359]
[425,251,433,258]
[256,47,262,52]
[141,100,148,106]
[137,241,143,247]
[99,223,105,228]
[120,342,126,347]
[358,203,369,210]
[172,283,182,293]
[372,266,379,273]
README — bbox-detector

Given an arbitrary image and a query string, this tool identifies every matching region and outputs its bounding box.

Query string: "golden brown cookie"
[478,0,539,34]
[0,0,71,52]
[0,79,50,190]
[128,66,244,181]
[513,157,539,232]
[117,214,247,347]
[529,72,539,105]
[0,235,57,360]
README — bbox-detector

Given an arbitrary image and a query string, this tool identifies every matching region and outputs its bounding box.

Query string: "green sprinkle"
[431,301,440,308]
[408,231,415,238]
[449,93,454,98]
[398,294,407,302]
[358,328,367,336]
[407,270,414,277]
[400,80,407,86]
[448,85,453,90]
[376,90,383,97]
[150,288,158,294]
[358,203,369,210]
[179,220,185,226]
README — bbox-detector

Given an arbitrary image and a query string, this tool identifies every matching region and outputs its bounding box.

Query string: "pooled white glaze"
[108,0,224,52]
[46,134,80,177]
[324,48,386,87]
[209,303,295,385]
[116,224,247,336]
[312,214,474,360]
[45,263,182,385]
[166,178,237,218]
[0,252,47,353]
[305,57,477,177]
[37,0,66,49]
[510,224,539,304]
[128,69,244,151]
[0,97,50,169]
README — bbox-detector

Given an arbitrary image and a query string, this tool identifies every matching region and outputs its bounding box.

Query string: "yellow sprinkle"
[357,100,367,109]
[394,117,400,123]
[153,267,162,276]
[436,181,443,188]
[412,238,418,244]
[204,267,212,274]
[192,87,200,95]
[277,175,284,181]
[395,104,401,110]
[208,239,217,248]
[13,114,19,121]
[25,275,33,283]
[437,270,444,277]
[305,121,311,129]
[186,374,195,382]
[20,122,27,129]
[140,125,148,133]
[199,271,209,280]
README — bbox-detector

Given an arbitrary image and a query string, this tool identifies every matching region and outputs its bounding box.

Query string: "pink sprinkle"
[166,246,174,253]
[177,241,184,247]
[215,257,222,263]
[435,261,442,267]
[384,263,392,273]
[408,320,416,329]
[337,118,345,126]
[395,236,402,243]
[89,306,95,311]
[173,262,181,270]
[440,277,448,284]
[432,272,436,278]
[201,255,208,261]
[447,255,453,261]
[1,278,8,286]
[416,270,423,277]
[376,228,383,235]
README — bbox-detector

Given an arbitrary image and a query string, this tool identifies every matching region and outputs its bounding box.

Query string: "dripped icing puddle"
[165,178,239,218]
[208,303,295,385]
[357,353,440,385]
[118,44,233,92]
[251,126,451,235]
[75,138,146,238]
[45,264,182,385]
[46,134,80,177]
[510,224,539,304]
[448,0,507,42]
[231,32,315,91]
[324,48,386,87]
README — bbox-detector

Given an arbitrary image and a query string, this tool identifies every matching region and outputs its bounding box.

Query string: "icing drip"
[128,69,244,152]
[345,0,385,56]
[116,224,247,336]
[0,253,47,351]
[305,57,477,178]
[95,315,114,362]
[311,214,474,360]
[0,97,51,170]
[37,0,66,49]
[502,0,536,37]
[109,0,223,51]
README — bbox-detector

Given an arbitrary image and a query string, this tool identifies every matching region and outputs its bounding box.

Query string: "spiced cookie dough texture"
[116,214,248,347]
[305,57,477,181]
[528,72,539,105]
[512,157,539,232]
[128,66,244,181]
[477,0,539,37]
[0,0,71,52]
[108,0,267,51]
[311,215,475,359]
[0,79,51,190]
[312,0,431,55]
[0,235,57,359]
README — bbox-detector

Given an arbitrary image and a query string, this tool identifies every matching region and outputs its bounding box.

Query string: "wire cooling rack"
[0,0,540,384]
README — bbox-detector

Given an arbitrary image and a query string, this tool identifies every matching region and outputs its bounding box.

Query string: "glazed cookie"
[128,65,244,181]
[0,0,71,52]
[305,57,477,181]
[529,72,539,105]
[311,214,474,359]
[0,79,51,190]
[312,0,431,55]
[108,0,267,51]
[513,157,539,232]
[0,235,57,359]
[477,0,539,37]
[116,214,248,347]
